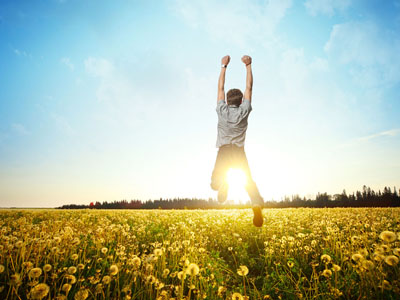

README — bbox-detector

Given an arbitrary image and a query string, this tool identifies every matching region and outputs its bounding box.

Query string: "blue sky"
[1,0,399,207]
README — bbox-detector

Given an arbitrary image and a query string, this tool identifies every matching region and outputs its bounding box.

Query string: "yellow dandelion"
[287,261,294,268]
[162,268,170,278]
[331,264,341,272]
[68,266,77,274]
[0,265,4,273]
[351,253,363,263]
[382,280,392,290]
[74,289,89,300]
[362,260,375,271]
[62,283,72,293]
[384,255,399,266]
[95,283,103,294]
[321,254,332,264]
[65,274,76,284]
[186,263,200,276]
[228,247,233,251]
[154,248,163,256]
[29,267,42,279]
[10,273,22,285]
[232,292,243,300]
[379,231,397,243]
[77,264,85,270]
[15,241,23,248]
[132,257,141,268]
[101,247,108,254]
[102,275,111,284]
[177,271,186,280]
[43,264,52,272]
[237,265,249,276]
[322,269,332,278]
[71,254,79,261]
[29,283,49,300]
[393,248,400,256]
[110,264,119,276]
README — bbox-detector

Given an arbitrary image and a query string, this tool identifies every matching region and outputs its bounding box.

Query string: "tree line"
[57,185,400,209]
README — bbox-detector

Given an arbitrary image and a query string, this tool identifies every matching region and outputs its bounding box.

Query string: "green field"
[0,208,399,299]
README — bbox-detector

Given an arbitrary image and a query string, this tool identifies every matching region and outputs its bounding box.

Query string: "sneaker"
[218,182,228,203]
[252,205,263,227]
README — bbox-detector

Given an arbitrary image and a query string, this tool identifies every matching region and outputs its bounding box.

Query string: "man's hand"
[221,55,230,66]
[241,55,252,66]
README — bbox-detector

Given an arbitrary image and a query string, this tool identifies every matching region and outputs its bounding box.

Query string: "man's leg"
[210,147,230,203]
[236,148,264,227]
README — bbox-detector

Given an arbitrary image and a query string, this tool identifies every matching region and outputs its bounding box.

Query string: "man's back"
[216,99,252,147]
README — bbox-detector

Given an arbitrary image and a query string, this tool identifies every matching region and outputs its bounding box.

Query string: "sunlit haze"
[1,0,399,207]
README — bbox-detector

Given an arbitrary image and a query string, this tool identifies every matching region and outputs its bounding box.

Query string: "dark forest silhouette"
[58,185,400,209]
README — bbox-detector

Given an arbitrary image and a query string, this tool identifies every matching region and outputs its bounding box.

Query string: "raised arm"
[241,55,253,101]
[217,55,230,102]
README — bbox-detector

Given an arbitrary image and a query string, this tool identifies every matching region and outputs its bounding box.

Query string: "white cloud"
[60,57,75,71]
[172,0,292,47]
[304,0,351,17]
[324,21,400,87]
[11,123,29,135]
[358,128,400,142]
[13,48,31,57]
[50,113,74,136]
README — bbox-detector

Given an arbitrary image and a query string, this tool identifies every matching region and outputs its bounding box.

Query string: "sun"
[226,168,248,204]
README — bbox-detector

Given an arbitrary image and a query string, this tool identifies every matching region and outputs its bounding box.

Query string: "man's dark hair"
[226,89,243,106]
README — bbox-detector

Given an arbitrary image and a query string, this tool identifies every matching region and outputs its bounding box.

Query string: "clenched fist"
[221,55,230,66]
[241,55,252,66]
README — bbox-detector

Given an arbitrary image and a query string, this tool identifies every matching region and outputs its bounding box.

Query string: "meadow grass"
[0,208,399,299]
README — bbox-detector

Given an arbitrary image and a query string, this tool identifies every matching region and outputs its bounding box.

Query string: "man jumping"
[210,55,264,227]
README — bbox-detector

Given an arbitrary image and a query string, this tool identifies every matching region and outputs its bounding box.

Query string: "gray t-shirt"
[216,99,252,148]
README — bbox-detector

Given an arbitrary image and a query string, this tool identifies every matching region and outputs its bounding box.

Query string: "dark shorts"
[210,144,263,205]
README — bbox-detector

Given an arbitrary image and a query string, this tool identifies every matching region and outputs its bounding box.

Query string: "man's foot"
[252,205,263,227]
[218,182,228,203]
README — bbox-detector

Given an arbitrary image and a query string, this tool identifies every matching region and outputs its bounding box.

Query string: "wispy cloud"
[305,0,351,17]
[12,47,31,58]
[357,128,400,142]
[60,57,75,71]
[11,123,29,135]
[84,57,113,77]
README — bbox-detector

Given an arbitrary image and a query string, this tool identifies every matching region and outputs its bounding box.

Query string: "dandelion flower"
[77,264,85,270]
[74,289,89,300]
[384,255,399,266]
[0,265,4,273]
[287,261,294,268]
[29,267,42,279]
[321,254,331,264]
[162,268,170,278]
[363,260,375,271]
[110,264,119,276]
[379,231,397,243]
[65,274,76,284]
[71,254,79,261]
[154,248,163,256]
[232,292,243,300]
[351,253,363,263]
[382,280,392,290]
[15,241,23,248]
[177,271,186,280]
[102,275,111,284]
[68,266,77,274]
[29,283,49,300]
[393,248,400,256]
[62,283,72,293]
[43,264,52,272]
[10,273,22,285]
[186,263,200,276]
[322,269,332,278]
[101,247,108,254]
[132,257,141,268]
[237,265,249,276]
[331,264,341,272]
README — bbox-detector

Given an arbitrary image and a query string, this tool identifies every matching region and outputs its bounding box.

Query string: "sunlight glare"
[226,168,248,204]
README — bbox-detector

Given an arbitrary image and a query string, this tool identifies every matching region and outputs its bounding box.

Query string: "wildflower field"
[0,208,399,300]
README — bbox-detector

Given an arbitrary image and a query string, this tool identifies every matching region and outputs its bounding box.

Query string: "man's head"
[226,89,243,106]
